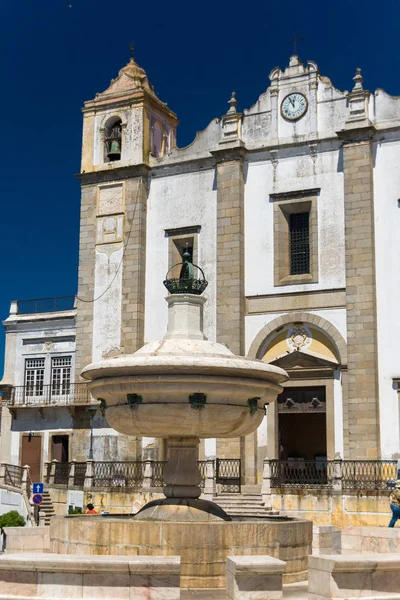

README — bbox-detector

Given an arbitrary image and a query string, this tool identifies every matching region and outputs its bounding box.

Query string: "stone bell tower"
[75,51,178,379]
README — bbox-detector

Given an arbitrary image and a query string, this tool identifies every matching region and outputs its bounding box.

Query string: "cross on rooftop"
[289,34,303,56]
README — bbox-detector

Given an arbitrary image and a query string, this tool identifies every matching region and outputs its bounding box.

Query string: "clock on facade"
[281,93,308,121]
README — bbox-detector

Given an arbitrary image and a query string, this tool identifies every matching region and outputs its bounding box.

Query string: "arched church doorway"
[257,320,343,461]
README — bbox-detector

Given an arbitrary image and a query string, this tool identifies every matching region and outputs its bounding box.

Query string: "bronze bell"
[107,139,121,160]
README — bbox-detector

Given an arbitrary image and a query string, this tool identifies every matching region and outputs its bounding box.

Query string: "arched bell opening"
[255,320,345,464]
[104,117,122,162]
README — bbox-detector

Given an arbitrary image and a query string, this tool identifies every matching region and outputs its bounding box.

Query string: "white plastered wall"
[244,147,345,297]
[145,168,217,344]
[373,138,400,458]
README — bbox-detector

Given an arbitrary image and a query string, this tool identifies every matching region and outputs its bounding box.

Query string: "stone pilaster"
[338,117,380,458]
[212,145,245,356]
[121,171,149,354]
[212,141,247,465]
[75,184,97,379]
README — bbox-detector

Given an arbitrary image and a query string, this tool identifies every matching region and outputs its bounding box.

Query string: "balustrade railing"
[198,460,207,488]
[74,462,86,487]
[151,461,167,487]
[270,459,335,488]
[54,462,70,485]
[269,459,398,490]
[17,296,75,315]
[341,460,397,491]
[8,383,91,407]
[11,458,397,494]
[93,461,145,487]
[4,464,24,488]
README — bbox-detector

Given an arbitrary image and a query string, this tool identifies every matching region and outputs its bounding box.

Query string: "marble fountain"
[0,252,313,597]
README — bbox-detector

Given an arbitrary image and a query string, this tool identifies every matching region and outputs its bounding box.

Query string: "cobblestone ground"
[181,580,308,599]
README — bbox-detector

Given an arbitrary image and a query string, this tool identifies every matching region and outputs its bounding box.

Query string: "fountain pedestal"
[163,437,201,499]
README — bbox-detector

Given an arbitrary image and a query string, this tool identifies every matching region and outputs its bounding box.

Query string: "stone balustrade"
[0,553,181,599]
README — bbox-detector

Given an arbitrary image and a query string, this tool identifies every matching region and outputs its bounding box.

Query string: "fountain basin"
[89,374,282,437]
[50,515,312,589]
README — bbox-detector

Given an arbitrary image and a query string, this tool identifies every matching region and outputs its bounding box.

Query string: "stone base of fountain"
[134,497,231,522]
[50,515,312,589]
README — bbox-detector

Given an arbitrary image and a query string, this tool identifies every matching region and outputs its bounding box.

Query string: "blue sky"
[0,0,398,377]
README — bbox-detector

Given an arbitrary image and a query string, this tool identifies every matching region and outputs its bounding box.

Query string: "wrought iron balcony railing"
[8,383,91,407]
[269,459,398,490]
[17,296,75,315]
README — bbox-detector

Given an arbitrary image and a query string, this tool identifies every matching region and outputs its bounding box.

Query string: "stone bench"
[0,553,180,599]
[3,526,50,554]
[312,526,341,555]
[226,555,286,600]
[308,553,400,599]
[341,525,400,554]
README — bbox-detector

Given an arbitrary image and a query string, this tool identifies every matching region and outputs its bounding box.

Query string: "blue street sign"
[33,483,44,494]
[32,494,43,505]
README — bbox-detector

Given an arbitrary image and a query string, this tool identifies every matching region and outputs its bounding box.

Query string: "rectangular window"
[51,356,72,396]
[272,189,319,286]
[289,213,310,275]
[25,358,45,396]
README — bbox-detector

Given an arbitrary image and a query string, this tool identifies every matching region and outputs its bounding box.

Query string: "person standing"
[388,481,400,527]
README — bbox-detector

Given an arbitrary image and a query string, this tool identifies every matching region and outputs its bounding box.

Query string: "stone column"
[261,459,272,508]
[83,459,94,490]
[143,460,153,489]
[203,459,216,501]
[338,72,380,459]
[48,460,58,487]
[68,460,76,488]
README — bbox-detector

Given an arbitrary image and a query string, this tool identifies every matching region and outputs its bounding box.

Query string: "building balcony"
[5,383,92,408]
[15,296,76,315]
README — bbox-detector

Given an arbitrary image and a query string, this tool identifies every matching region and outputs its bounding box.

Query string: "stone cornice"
[210,142,247,163]
[78,163,151,185]
[336,123,377,144]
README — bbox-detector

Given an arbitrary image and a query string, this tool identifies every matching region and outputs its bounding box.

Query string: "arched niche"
[248,313,347,461]
[248,312,347,368]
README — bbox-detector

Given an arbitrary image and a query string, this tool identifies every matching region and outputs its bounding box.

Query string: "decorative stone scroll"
[278,390,326,413]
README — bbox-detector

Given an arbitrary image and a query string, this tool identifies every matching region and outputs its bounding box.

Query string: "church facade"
[1,53,400,487]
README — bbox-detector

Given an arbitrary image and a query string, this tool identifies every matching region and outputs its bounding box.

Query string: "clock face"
[281,93,308,121]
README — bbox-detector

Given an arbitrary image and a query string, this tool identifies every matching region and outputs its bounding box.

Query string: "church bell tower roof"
[96,54,154,99]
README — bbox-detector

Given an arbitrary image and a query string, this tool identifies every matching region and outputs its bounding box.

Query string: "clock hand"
[290,97,295,108]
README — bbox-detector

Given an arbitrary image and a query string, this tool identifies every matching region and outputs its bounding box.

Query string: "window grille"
[290,212,310,275]
[25,358,45,396]
[51,356,72,395]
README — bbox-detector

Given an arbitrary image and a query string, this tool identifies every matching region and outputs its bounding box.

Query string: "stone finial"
[352,67,364,91]
[227,92,238,114]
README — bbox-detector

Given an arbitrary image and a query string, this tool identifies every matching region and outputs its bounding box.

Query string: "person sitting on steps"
[85,503,97,515]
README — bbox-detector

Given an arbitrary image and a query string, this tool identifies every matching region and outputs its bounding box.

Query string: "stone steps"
[214,494,271,517]
[38,491,56,526]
